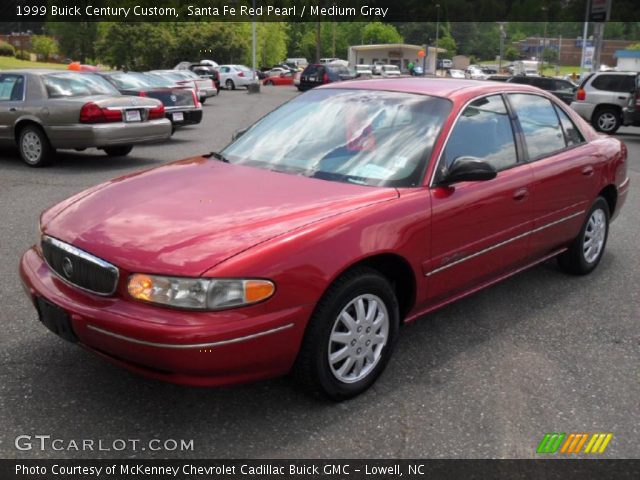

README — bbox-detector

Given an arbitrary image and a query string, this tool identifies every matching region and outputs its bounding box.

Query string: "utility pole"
[579,0,590,75]
[541,5,548,74]
[434,4,440,74]
[498,22,506,73]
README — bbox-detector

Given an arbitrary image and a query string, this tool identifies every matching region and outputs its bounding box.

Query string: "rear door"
[0,74,26,142]
[507,93,598,256]
[426,94,535,303]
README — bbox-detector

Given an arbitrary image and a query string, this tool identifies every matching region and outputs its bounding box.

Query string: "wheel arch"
[598,184,618,216]
[329,252,417,322]
[13,117,46,144]
[593,103,622,117]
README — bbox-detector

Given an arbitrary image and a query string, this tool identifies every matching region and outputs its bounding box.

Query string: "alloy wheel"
[597,112,617,132]
[328,294,389,384]
[583,208,606,264]
[21,131,42,164]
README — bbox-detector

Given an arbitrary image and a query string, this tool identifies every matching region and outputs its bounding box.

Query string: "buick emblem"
[130,98,138,106]
[170,94,177,102]
[62,257,73,278]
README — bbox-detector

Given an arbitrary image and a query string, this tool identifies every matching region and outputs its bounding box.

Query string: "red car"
[20,79,629,400]
[262,71,294,86]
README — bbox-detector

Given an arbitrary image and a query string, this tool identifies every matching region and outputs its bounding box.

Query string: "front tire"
[103,145,133,157]
[293,267,399,400]
[592,107,621,134]
[265,80,274,86]
[226,79,235,90]
[558,197,610,275]
[18,125,54,167]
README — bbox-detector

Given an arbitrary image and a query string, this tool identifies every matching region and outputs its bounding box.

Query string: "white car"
[447,69,466,79]
[355,64,373,77]
[380,65,401,77]
[465,67,488,80]
[217,65,254,90]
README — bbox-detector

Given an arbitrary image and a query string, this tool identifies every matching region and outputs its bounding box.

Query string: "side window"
[554,80,576,93]
[537,78,555,91]
[508,94,566,160]
[554,105,585,147]
[0,75,25,101]
[439,95,517,178]
[591,74,623,92]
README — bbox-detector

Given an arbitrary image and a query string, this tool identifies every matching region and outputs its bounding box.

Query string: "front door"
[425,94,535,304]
[0,74,25,142]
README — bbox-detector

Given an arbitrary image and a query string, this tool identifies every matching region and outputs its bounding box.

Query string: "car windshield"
[103,72,156,90]
[222,88,452,187]
[43,73,120,98]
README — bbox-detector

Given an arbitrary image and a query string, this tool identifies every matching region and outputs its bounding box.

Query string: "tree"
[505,45,520,61]
[255,23,288,67]
[31,36,58,60]
[437,35,457,57]
[628,43,640,50]
[542,47,558,64]
[361,22,403,45]
[46,22,98,63]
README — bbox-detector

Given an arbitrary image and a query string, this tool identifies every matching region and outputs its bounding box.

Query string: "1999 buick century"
[20,79,629,399]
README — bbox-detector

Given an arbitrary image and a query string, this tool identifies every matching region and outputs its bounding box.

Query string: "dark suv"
[506,75,577,105]
[298,64,355,91]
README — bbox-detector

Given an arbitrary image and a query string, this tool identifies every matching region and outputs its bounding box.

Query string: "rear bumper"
[165,108,203,126]
[46,119,172,149]
[19,247,311,387]
[199,87,217,98]
[570,101,596,122]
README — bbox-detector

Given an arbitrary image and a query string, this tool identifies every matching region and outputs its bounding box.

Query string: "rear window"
[102,73,154,90]
[43,73,119,98]
[0,74,25,101]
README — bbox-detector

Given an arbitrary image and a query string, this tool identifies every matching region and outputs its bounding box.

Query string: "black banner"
[2,459,640,480]
[0,0,639,23]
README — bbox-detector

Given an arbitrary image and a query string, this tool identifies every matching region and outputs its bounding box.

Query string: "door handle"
[513,188,529,201]
[9,107,17,112]
[618,96,627,100]
[581,165,594,176]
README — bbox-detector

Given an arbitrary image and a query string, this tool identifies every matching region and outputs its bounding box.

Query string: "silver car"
[0,70,171,167]
[570,71,639,134]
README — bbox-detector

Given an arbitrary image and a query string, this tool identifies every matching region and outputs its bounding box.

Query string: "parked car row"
[0,66,227,167]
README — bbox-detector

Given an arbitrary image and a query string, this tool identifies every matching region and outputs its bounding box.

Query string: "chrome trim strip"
[86,323,295,349]
[425,210,585,277]
[42,235,120,296]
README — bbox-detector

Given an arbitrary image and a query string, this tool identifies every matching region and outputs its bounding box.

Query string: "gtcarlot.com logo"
[15,435,194,452]
[536,432,613,455]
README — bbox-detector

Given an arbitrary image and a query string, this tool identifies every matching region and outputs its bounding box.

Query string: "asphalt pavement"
[0,86,638,459]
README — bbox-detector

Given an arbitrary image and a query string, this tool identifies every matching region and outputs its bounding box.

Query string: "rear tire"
[226,79,235,90]
[557,197,610,275]
[592,107,621,134]
[18,124,54,167]
[292,267,399,401]
[265,80,274,86]
[103,145,133,157]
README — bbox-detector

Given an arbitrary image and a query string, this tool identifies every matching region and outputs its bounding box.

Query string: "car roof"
[321,77,550,101]
[0,69,70,75]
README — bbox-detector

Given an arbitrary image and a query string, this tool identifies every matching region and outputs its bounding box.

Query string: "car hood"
[42,157,398,276]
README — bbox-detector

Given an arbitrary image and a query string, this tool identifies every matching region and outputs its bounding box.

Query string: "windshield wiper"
[206,151,230,163]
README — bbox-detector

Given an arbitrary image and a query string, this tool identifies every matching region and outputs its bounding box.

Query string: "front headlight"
[127,274,275,310]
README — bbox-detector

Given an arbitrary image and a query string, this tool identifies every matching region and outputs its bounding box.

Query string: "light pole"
[251,0,256,80]
[541,5,548,74]
[498,22,506,73]
[434,4,440,74]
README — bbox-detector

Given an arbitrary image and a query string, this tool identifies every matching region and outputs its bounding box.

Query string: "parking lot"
[0,86,638,459]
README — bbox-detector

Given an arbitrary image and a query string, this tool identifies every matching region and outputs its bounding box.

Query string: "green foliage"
[505,46,520,61]
[541,47,558,63]
[628,43,640,51]
[437,35,457,57]
[15,51,32,61]
[0,41,15,57]
[31,36,58,60]
[362,22,403,45]
[255,23,288,68]
[46,22,98,63]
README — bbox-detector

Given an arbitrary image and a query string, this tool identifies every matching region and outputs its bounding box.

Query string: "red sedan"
[262,71,294,86]
[20,79,629,400]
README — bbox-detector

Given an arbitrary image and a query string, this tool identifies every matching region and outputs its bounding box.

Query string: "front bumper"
[165,108,203,126]
[20,247,310,387]
[570,101,596,122]
[46,119,172,149]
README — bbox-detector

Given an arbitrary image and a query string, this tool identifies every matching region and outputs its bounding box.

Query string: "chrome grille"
[41,236,119,296]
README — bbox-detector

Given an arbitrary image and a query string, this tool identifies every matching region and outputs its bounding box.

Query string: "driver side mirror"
[440,156,497,185]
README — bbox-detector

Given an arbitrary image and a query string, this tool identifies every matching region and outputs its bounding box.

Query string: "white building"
[614,50,640,72]
[347,44,445,74]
